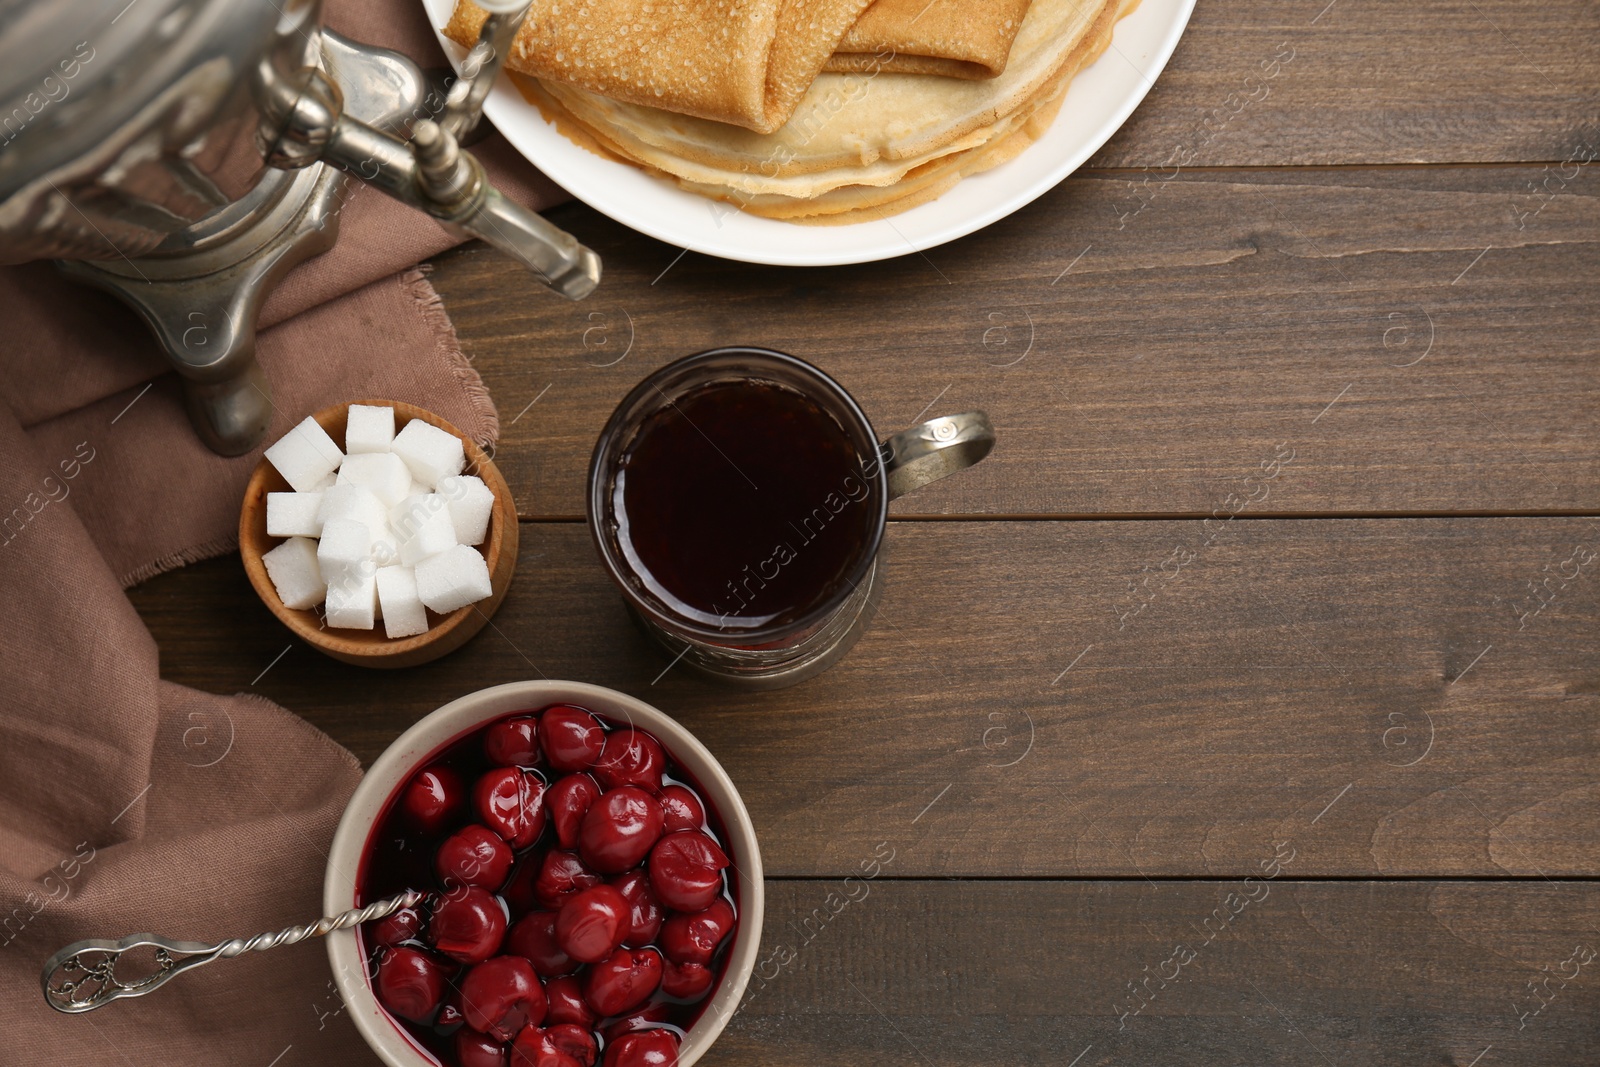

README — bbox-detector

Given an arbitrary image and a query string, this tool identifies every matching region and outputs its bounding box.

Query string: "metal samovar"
[0,0,598,453]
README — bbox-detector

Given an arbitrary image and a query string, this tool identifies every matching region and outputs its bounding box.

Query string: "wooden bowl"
[240,400,518,669]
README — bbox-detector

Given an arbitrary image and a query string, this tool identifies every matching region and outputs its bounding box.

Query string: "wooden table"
[133,2,1600,1063]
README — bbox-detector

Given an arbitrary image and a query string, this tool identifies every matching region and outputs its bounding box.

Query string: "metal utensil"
[40,888,424,1014]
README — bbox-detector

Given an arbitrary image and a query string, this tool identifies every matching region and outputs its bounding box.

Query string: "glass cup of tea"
[588,347,994,689]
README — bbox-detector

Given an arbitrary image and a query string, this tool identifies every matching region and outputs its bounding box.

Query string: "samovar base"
[55,32,430,456]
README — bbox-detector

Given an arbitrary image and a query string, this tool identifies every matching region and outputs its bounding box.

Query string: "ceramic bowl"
[323,680,764,1067]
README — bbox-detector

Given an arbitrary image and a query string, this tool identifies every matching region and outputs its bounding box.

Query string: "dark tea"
[613,379,878,632]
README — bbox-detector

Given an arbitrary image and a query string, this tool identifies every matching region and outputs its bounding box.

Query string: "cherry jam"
[357,707,739,1067]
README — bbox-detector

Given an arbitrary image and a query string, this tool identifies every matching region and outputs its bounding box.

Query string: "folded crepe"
[446,0,875,134]
[826,0,1035,79]
[510,0,1132,221]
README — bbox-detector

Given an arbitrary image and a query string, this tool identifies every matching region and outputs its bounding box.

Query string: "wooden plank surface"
[129,517,1600,878]
[1088,0,1600,167]
[428,166,1600,520]
[710,879,1600,1067]
[120,4,1600,1060]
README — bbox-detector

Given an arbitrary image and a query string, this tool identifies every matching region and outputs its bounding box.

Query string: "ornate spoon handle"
[40,889,427,1014]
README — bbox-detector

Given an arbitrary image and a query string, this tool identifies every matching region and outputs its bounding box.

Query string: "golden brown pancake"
[825,0,1035,80]
[446,0,874,134]
[523,0,1110,180]
[459,0,1139,222]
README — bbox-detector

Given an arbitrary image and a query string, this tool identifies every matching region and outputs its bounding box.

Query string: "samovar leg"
[57,165,345,456]
[52,32,437,455]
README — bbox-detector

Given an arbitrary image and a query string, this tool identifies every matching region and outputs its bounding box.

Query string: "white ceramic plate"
[422,0,1196,266]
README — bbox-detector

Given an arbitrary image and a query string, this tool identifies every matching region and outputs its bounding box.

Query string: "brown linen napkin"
[0,286,415,1067]
[827,0,1035,79]
[0,0,564,1062]
[447,0,877,134]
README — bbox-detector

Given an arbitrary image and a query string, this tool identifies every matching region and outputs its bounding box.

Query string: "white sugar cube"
[388,493,429,532]
[261,536,325,611]
[325,569,377,630]
[392,420,465,489]
[346,404,395,454]
[337,452,412,507]
[376,566,429,639]
[370,520,401,567]
[264,416,344,493]
[310,472,337,491]
[317,517,373,586]
[266,492,324,538]
[317,484,388,541]
[393,493,457,566]
[437,474,494,546]
[415,544,493,613]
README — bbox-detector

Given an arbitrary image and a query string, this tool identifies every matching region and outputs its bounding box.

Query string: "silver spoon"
[40,889,426,1014]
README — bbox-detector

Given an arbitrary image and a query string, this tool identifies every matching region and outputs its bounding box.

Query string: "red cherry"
[582,946,663,1017]
[374,945,447,1023]
[369,904,423,947]
[593,729,665,792]
[502,855,541,916]
[437,824,514,891]
[647,831,729,912]
[608,870,664,946]
[554,884,629,963]
[475,767,548,849]
[543,975,597,1029]
[437,989,467,1032]
[531,849,602,911]
[485,715,542,767]
[457,1029,509,1067]
[579,787,664,874]
[430,885,508,964]
[539,706,606,771]
[660,959,713,1001]
[459,955,547,1042]
[507,911,575,977]
[601,1002,671,1042]
[546,774,601,850]
[659,900,735,966]
[603,1030,679,1067]
[657,785,705,834]
[511,1023,599,1067]
[402,765,465,836]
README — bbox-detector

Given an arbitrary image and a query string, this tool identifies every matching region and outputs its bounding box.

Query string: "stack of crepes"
[445,0,1138,223]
